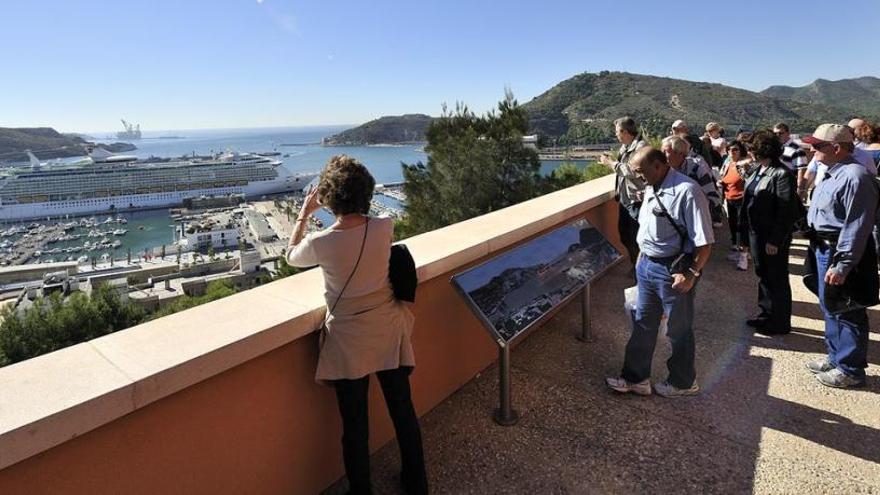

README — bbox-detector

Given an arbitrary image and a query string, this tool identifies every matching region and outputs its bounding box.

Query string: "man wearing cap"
[600,116,648,268]
[606,147,714,398]
[803,123,879,388]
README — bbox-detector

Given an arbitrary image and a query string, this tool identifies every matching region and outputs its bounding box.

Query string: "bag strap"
[651,187,688,253]
[329,217,369,315]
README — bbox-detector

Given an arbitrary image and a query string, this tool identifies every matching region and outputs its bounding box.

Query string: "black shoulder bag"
[389,243,417,302]
[652,190,693,274]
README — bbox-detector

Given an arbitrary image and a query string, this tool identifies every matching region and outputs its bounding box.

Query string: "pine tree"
[400,91,540,236]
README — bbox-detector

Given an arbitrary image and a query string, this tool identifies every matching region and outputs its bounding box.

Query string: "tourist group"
[601,116,880,397]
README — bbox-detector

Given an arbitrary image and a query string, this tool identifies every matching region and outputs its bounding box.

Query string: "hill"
[323,114,433,145]
[522,71,853,144]
[761,77,880,118]
[0,128,89,163]
[0,128,136,163]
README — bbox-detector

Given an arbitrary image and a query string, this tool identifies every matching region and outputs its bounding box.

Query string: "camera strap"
[329,217,369,315]
[651,188,688,254]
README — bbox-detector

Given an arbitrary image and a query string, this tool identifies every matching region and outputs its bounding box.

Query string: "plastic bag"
[623,285,668,334]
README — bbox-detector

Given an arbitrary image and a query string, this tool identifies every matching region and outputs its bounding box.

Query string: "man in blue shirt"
[606,147,714,398]
[804,123,879,388]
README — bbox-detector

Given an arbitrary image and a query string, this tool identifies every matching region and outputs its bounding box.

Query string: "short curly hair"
[748,129,783,161]
[855,122,877,144]
[316,155,375,216]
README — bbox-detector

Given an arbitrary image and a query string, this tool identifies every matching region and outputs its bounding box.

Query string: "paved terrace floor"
[325,237,880,494]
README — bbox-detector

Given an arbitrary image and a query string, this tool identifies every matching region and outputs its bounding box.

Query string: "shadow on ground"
[324,236,880,494]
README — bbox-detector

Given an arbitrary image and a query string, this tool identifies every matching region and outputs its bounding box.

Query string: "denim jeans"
[622,256,697,388]
[815,244,870,379]
[333,366,428,495]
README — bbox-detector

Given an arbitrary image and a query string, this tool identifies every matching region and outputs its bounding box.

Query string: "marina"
[0,214,168,266]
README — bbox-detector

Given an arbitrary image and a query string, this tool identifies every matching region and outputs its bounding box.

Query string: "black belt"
[814,230,840,241]
[811,230,840,249]
[645,253,687,265]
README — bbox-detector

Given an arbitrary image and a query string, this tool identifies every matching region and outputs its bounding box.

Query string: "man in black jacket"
[743,130,799,335]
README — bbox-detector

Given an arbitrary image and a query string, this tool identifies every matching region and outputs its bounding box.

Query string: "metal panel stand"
[493,344,519,426]
[576,283,592,342]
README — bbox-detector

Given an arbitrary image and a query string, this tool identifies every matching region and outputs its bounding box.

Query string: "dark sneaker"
[805,358,834,374]
[755,326,791,336]
[746,313,770,328]
[653,380,700,398]
[605,377,651,395]
[816,368,865,388]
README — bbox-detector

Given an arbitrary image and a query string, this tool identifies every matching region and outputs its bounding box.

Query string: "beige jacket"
[287,216,416,384]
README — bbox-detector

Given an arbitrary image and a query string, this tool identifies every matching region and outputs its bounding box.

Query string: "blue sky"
[3,0,878,133]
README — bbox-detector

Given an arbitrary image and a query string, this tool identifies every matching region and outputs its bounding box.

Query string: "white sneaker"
[605,377,652,395]
[736,252,749,271]
[653,380,700,398]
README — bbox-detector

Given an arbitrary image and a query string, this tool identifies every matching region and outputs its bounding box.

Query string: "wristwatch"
[687,267,702,278]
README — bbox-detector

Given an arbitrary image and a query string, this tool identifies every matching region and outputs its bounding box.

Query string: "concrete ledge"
[0,175,616,472]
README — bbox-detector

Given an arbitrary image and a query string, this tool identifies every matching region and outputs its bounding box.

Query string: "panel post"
[493,344,519,426]
[576,283,592,342]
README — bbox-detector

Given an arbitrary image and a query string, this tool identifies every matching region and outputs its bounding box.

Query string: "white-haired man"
[661,136,722,214]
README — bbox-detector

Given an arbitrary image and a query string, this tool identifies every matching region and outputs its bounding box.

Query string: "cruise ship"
[0,152,317,221]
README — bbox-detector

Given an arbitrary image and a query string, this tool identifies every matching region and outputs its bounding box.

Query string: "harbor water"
[8,127,591,262]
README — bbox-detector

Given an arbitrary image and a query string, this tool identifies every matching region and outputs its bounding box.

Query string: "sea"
[20,126,587,262]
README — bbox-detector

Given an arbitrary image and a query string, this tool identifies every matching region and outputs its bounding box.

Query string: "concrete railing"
[0,175,621,494]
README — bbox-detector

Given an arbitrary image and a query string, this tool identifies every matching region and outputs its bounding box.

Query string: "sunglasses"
[812,142,833,151]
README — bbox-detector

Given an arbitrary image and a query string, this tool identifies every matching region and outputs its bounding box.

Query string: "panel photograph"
[452,218,621,344]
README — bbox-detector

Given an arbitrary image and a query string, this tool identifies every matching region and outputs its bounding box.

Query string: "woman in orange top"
[718,140,750,269]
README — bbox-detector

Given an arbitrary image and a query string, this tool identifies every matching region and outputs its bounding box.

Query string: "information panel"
[451,218,621,345]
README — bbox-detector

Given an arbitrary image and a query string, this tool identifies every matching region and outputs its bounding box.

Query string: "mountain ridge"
[325,72,874,146]
[761,76,880,117]
[522,71,858,143]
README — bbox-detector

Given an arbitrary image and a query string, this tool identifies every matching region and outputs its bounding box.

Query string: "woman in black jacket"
[743,130,800,335]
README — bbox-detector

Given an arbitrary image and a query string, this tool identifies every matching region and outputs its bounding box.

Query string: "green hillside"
[323,114,433,145]
[523,71,853,144]
[761,77,880,118]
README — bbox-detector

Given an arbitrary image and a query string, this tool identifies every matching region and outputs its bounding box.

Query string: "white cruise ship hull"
[0,169,315,222]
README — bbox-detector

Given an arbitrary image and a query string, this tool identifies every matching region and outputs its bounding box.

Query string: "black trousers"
[749,233,792,331]
[617,201,641,265]
[726,198,748,248]
[333,366,428,495]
